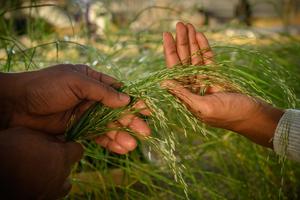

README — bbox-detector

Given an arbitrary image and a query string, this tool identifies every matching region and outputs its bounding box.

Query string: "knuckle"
[101,84,120,103]
[74,64,89,69]
[97,71,103,82]
[102,83,113,95]
[167,48,177,55]
[178,41,188,46]
[58,64,76,71]
[67,71,82,83]
[190,41,198,46]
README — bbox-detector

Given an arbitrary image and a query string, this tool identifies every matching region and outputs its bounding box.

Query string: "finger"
[132,100,151,116]
[186,23,203,65]
[107,131,137,151]
[72,75,130,108]
[205,85,224,94]
[72,64,123,89]
[163,32,180,68]
[95,135,129,154]
[161,80,201,110]
[115,131,137,151]
[64,142,84,166]
[107,141,129,154]
[117,114,151,137]
[10,100,95,135]
[95,135,110,148]
[196,32,214,65]
[176,22,190,65]
[96,122,137,152]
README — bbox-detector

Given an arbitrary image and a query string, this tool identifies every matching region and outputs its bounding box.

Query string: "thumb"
[161,80,203,113]
[72,75,130,108]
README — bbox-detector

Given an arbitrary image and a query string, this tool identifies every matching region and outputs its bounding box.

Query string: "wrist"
[233,101,284,148]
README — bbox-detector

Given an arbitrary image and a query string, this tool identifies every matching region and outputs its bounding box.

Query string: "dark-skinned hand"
[0,64,151,154]
[0,127,83,199]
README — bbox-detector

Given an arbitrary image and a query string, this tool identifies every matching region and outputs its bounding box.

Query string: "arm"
[0,65,151,154]
[162,80,284,148]
[162,22,299,161]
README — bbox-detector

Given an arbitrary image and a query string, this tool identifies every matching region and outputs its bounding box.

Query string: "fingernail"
[176,21,182,26]
[163,32,170,39]
[119,93,130,103]
[112,82,124,89]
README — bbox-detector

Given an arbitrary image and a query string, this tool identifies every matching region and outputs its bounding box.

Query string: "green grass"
[0,2,300,200]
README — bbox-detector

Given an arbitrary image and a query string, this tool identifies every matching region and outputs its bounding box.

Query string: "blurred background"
[1,0,300,40]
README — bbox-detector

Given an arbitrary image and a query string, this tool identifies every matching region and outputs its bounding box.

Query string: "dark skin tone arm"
[162,22,284,148]
[0,64,151,198]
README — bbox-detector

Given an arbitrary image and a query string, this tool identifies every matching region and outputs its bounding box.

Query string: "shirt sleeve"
[273,109,300,162]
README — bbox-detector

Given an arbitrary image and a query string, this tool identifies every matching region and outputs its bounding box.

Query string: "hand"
[95,99,151,154]
[0,127,83,199]
[0,64,150,154]
[162,22,283,147]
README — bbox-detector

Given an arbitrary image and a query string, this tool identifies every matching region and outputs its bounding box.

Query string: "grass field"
[0,2,300,199]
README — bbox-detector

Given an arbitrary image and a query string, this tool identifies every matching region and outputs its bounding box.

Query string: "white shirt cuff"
[273,109,300,162]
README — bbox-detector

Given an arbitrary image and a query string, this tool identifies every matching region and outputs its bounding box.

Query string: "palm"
[162,78,260,129]
[198,93,261,128]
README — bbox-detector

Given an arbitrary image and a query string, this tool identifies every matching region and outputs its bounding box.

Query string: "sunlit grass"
[0,3,300,199]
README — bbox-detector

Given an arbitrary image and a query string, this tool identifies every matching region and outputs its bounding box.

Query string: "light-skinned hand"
[162,22,283,148]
